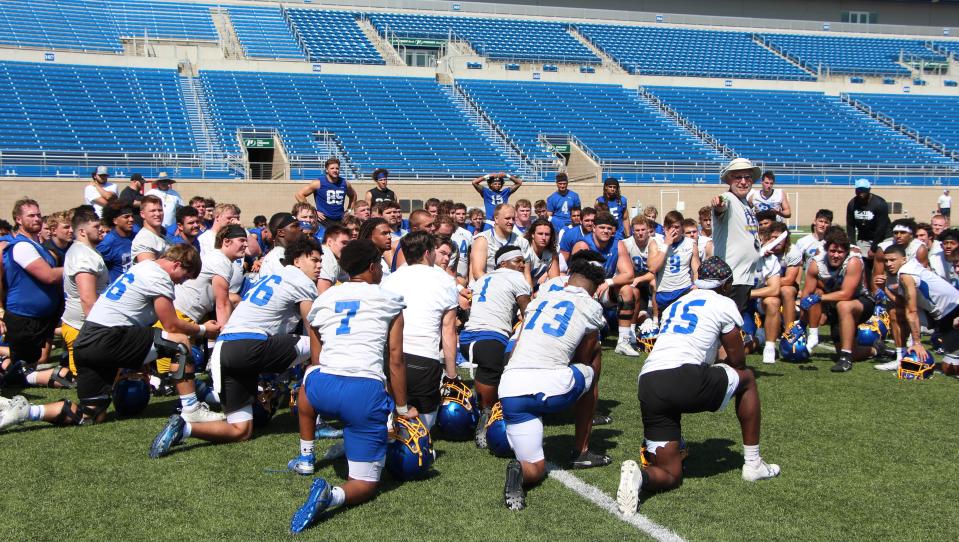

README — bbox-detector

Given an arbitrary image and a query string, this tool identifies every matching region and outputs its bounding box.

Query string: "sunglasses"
[730,174,753,181]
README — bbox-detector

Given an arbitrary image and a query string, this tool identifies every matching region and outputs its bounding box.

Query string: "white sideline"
[547,463,687,542]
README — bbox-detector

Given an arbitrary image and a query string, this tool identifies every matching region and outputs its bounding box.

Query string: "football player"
[500,250,610,511]
[571,212,637,356]
[654,211,700,312]
[381,231,460,430]
[460,244,532,446]
[149,237,322,458]
[258,212,303,278]
[130,195,170,263]
[751,226,784,364]
[882,245,959,376]
[61,207,109,376]
[316,224,351,294]
[73,244,215,424]
[799,228,876,372]
[617,257,780,517]
[622,216,662,329]
[288,239,411,534]
[470,203,530,281]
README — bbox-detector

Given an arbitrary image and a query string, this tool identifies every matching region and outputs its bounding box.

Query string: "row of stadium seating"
[1,61,957,179]
[1,0,956,78]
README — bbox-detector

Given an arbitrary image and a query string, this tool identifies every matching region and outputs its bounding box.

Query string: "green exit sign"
[243,138,274,148]
[552,144,570,153]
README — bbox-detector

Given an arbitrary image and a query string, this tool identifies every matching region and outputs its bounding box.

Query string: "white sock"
[329,486,346,510]
[743,444,761,466]
[180,392,199,412]
[300,439,315,457]
[618,326,631,341]
[896,348,905,362]
[763,342,776,362]
[26,371,40,385]
[181,422,192,441]
[28,404,44,421]
[806,327,820,351]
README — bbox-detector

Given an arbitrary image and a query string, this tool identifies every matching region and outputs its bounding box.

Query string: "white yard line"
[547,463,687,542]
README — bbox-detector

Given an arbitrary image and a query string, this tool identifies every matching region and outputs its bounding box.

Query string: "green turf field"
[2,340,958,542]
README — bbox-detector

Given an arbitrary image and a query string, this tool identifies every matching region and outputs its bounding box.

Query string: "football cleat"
[0,395,12,412]
[436,379,478,440]
[874,359,900,371]
[778,322,810,363]
[290,478,332,534]
[113,372,151,417]
[287,454,315,476]
[386,416,435,481]
[149,414,185,459]
[504,459,526,511]
[615,339,641,357]
[898,351,936,380]
[475,407,491,449]
[571,449,612,469]
[180,402,225,423]
[742,460,781,482]
[616,460,643,517]
[830,353,853,373]
[0,395,29,431]
[314,421,344,440]
[485,402,513,457]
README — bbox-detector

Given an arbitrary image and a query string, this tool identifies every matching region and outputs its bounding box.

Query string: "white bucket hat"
[720,158,761,182]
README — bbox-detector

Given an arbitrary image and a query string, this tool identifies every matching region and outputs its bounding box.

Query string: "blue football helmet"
[386,416,435,481]
[856,317,884,347]
[190,345,206,372]
[252,374,286,428]
[436,379,478,440]
[898,351,936,380]
[741,309,761,347]
[113,372,151,417]
[636,321,658,353]
[485,401,512,457]
[779,321,810,363]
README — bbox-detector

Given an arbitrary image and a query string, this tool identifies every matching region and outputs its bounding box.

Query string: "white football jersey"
[779,244,802,273]
[754,253,782,286]
[381,264,458,360]
[257,246,286,279]
[62,242,109,329]
[86,260,174,327]
[222,265,317,337]
[697,234,710,260]
[499,285,604,398]
[898,258,959,320]
[928,241,954,282]
[622,235,653,276]
[197,229,215,257]
[130,228,170,260]
[540,274,569,294]
[451,227,472,278]
[318,252,349,285]
[463,268,531,338]
[309,281,406,382]
[749,187,784,215]
[174,249,236,322]
[878,238,923,261]
[526,246,555,283]
[795,234,824,263]
[476,229,530,274]
[657,237,696,293]
[640,289,743,376]
[812,251,865,296]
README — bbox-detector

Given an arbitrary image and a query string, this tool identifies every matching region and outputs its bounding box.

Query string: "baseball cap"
[96,165,109,176]
[130,173,144,182]
[854,178,871,190]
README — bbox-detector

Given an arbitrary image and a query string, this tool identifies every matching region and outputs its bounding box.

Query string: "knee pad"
[48,367,76,389]
[1,360,27,387]
[78,398,111,425]
[153,329,190,379]
[617,294,635,314]
[52,399,81,426]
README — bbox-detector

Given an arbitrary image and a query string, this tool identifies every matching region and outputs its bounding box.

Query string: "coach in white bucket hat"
[711,158,762,313]
[720,157,762,183]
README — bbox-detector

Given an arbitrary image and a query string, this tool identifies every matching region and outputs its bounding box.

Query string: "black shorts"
[404,353,443,414]
[219,336,302,414]
[74,322,156,403]
[3,312,58,364]
[934,306,959,357]
[727,284,753,314]
[825,294,875,342]
[942,208,951,218]
[461,339,507,387]
[638,364,732,442]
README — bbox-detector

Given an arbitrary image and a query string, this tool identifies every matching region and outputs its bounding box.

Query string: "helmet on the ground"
[485,401,512,457]
[898,351,936,380]
[779,321,810,362]
[113,372,151,417]
[386,416,435,480]
[436,379,478,439]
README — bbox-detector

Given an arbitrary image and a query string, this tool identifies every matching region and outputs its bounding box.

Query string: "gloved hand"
[799,294,822,310]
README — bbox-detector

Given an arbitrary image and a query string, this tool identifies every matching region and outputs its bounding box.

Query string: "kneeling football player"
[499,249,610,511]
[617,257,780,517]
[288,239,415,533]
[149,237,323,458]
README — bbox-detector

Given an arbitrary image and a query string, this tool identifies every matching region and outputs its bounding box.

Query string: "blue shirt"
[2,235,61,318]
[597,195,629,235]
[467,223,491,236]
[168,234,200,251]
[249,227,270,254]
[481,187,512,219]
[547,190,581,229]
[97,230,133,282]
[313,176,348,222]
[582,233,620,278]
[559,226,587,254]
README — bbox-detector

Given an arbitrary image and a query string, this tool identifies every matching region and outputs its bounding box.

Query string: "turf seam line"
[547,463,687,542]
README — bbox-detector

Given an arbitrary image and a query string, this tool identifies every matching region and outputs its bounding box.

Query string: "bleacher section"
[228,6,304,60]
[576,25,813,80]
[286,10,383,64]
[645,86,951,166]
[850,94,959,153]
[760,34,943,76]
[931,40,959,57]
[0,61,196,176]
[368,13,598,63]
[110,0,216,42]
[200,71,510,176]
[458,80,721,164]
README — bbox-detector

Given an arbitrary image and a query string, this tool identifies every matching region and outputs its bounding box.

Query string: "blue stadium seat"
[760,34,942,76]
[849,93,959,154]
[229,6,305,60]
[285,9,383,64]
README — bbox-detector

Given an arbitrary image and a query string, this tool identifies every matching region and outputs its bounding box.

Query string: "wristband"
[483,174,491,181]
[196,324,207,338]
[396,404,410,415]
[456,284,464,292]
[605,278,614,287]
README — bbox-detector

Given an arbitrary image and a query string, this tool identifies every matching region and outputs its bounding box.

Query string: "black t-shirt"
[368,187,396,204]
[118,186,143,207]
[846,193,890,247]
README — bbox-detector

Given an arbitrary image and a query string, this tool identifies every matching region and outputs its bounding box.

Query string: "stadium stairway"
[209,7,245,60]
[749,34,819,78]
[355,16,405,66]
[840,93,959,161]
[180,74,228,172]
[566,27,627,75]
[442,80,546,180]
[636,87,736,161]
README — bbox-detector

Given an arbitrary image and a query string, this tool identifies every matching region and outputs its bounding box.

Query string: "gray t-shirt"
[62,242,110,329]
[712,192,761,286]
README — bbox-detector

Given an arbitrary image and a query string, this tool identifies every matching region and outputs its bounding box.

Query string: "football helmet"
[779,321,810,363]
[856,315,888,348]
[252,374,287,428]
[436,379,478,439]
[898,351,936,380]
[636,319,658,353]
[113,371,151,417]
[190,345,206,372]
[386,416,435,481]
[485,401,512,457]
[639,439,688,469]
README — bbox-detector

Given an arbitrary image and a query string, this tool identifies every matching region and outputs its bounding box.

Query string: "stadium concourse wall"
[1,178,947,228]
